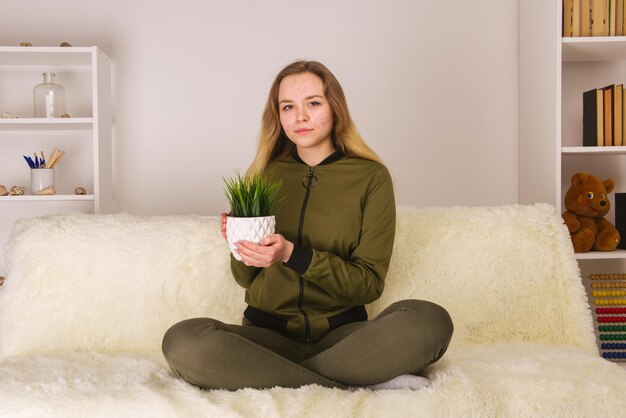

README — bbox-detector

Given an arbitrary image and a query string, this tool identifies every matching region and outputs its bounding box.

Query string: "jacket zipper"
[297,166,315,342]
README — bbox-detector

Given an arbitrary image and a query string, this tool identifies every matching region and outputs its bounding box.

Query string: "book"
[622,85,626,145]
[592,0,608,35]
[610,0,617,35]
[583,88,604,146]
[576,0,626,36]
[615,84,623,146]
[617,0,624,35]
[565,0,574,36]
[581,0,592,35]
[615,193,626,249]
[603,85,614,146]
[598,88,605,145]
[605,0,611,35]
[574,0,582,35]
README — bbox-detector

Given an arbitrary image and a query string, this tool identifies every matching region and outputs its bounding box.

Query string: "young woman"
[162,60,453,391]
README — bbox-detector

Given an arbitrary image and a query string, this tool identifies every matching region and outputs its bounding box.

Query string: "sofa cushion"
[370,205,597,351]
[0,204,596,358]
[0,213,245,358]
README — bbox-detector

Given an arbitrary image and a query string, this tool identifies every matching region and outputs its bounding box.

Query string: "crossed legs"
[162,300,453,391]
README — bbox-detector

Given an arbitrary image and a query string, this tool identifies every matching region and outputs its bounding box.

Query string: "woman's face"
[277,72,334,154]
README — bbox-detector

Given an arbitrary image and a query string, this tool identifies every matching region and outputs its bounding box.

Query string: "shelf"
[562,146,626,155]
[0,118,93,130]
[563,37,626,62]
[576,250,626,260]
[0,195,94,202]
[0,47,95,66]
[0,45,112,276]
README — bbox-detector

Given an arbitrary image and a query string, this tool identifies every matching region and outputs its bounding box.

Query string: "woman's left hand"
[235,234,294,268]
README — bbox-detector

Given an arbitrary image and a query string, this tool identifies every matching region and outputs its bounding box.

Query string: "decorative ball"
[75,187,86,195]
[0,185,8,196]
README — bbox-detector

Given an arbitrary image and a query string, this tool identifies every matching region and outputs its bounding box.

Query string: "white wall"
[1,0,519,216]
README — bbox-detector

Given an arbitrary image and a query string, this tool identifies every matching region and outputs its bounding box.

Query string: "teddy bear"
[562,172,620,253]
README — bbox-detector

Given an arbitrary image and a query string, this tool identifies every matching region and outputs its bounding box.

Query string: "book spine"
[611,0,617,35]
[605,0,611,35]
[615,193,626,250]
[615,0,624,36]
[598,89,605,146]
[604,86,614,146]
[582,0,593,36]
[592,0,605,35]
[615,85,623,146]
[622,84,626,145]
[565,0,574,36]
[574,0,582,35]
[584,88,599,146]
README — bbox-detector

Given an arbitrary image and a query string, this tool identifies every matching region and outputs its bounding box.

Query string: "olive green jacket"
[230,151,396,342]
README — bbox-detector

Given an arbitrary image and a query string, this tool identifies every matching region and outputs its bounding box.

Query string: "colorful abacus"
[590,273,626,361]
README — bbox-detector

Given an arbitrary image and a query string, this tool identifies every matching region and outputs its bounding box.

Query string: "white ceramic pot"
[226,215,275,261]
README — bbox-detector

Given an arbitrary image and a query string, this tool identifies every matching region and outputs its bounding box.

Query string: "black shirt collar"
[292,149,344,166]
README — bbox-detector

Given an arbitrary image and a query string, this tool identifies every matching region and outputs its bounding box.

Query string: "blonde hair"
[247,60,382,176]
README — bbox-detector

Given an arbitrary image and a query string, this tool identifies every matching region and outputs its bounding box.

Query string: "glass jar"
[33,72,66,118]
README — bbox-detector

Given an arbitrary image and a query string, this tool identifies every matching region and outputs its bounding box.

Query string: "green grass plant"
[223,171,285,217]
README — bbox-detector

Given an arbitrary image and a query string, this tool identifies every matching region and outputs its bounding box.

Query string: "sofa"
[0,204,625,417]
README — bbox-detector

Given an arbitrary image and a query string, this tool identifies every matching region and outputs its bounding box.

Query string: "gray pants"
[162,299,453,391]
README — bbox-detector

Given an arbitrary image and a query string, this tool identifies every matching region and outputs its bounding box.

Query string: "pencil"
[46,151,56,169]
[46,148,58,168]
[52,151,65,168]
[47,149,65,169]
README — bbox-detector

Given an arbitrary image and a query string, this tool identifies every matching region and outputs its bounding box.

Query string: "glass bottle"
[33,72,66,118]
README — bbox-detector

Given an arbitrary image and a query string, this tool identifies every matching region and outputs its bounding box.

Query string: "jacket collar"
[292,149,344,166]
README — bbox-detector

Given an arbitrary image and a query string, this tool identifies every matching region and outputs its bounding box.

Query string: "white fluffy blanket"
[0,204,625,417]
[0,344,624,417]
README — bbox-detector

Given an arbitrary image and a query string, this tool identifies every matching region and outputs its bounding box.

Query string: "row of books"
[583,84,625,146]
[564,0,626,36]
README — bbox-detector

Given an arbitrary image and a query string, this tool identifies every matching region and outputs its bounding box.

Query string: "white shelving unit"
[521,1,626,261]
[0,46,113,276]
[521,0,626,364]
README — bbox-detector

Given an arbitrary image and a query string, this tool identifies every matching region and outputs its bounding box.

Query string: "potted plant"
[223,171,284,260]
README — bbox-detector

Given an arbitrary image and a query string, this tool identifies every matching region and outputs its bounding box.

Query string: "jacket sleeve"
[230,255,262,289]
[284,166,396,305]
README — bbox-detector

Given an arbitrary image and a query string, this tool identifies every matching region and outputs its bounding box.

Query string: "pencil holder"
[31,168,55,194]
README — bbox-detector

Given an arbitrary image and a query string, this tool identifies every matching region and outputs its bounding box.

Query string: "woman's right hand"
[220,212,230,241]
